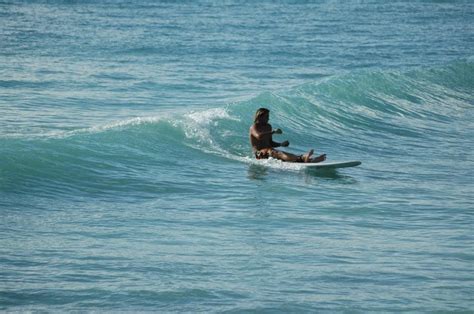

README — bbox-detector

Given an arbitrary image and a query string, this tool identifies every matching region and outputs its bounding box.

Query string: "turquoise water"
[1,1,473,312]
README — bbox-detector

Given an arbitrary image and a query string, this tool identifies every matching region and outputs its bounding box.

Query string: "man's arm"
[270,128,289,147]
[271,139,289,147]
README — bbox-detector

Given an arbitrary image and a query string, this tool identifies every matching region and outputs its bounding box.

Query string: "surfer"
[249,108,326,163]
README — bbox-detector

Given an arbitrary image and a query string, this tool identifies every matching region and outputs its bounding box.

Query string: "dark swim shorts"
[255,150,270,159]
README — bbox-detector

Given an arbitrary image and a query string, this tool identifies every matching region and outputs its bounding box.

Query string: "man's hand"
[273,128,282,135]
[281,140,289,147]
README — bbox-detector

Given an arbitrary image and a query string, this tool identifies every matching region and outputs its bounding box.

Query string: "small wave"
[237,61,472,138]
[2,61,471,193]
[0,79,56,89]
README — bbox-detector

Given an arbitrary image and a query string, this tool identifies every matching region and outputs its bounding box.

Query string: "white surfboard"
[297,160,361,169]
[250,158,361,171]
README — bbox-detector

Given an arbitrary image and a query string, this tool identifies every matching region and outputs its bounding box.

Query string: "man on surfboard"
[249,108,326,163]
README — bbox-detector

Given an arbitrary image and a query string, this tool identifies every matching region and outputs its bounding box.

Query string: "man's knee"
[271,150,282,159]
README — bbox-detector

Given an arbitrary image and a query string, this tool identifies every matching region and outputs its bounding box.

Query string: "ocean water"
[1,0,473,312]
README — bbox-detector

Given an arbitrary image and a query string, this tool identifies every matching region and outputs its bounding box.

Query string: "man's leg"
[311,154,327,163]
[272,149,314,162]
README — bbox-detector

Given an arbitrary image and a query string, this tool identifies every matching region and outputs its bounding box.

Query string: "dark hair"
[254,108,269,124]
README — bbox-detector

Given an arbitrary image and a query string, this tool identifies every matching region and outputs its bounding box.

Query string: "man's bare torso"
[249,123,273,152]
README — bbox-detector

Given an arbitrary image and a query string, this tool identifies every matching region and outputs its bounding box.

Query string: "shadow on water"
[247,164,358,184]
[302,168,359,185]
[247,164,269,181]
[304,168,341,178]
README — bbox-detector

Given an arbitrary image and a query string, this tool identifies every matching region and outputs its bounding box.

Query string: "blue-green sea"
[1,1,473,312]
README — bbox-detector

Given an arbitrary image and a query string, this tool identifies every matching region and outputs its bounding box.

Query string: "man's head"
[254,108,270,124]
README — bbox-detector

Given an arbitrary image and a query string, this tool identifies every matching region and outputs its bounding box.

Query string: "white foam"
[236,156,304,171]
[87,116,163,132]
[181,107,239,146]
[187,107,240,125]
